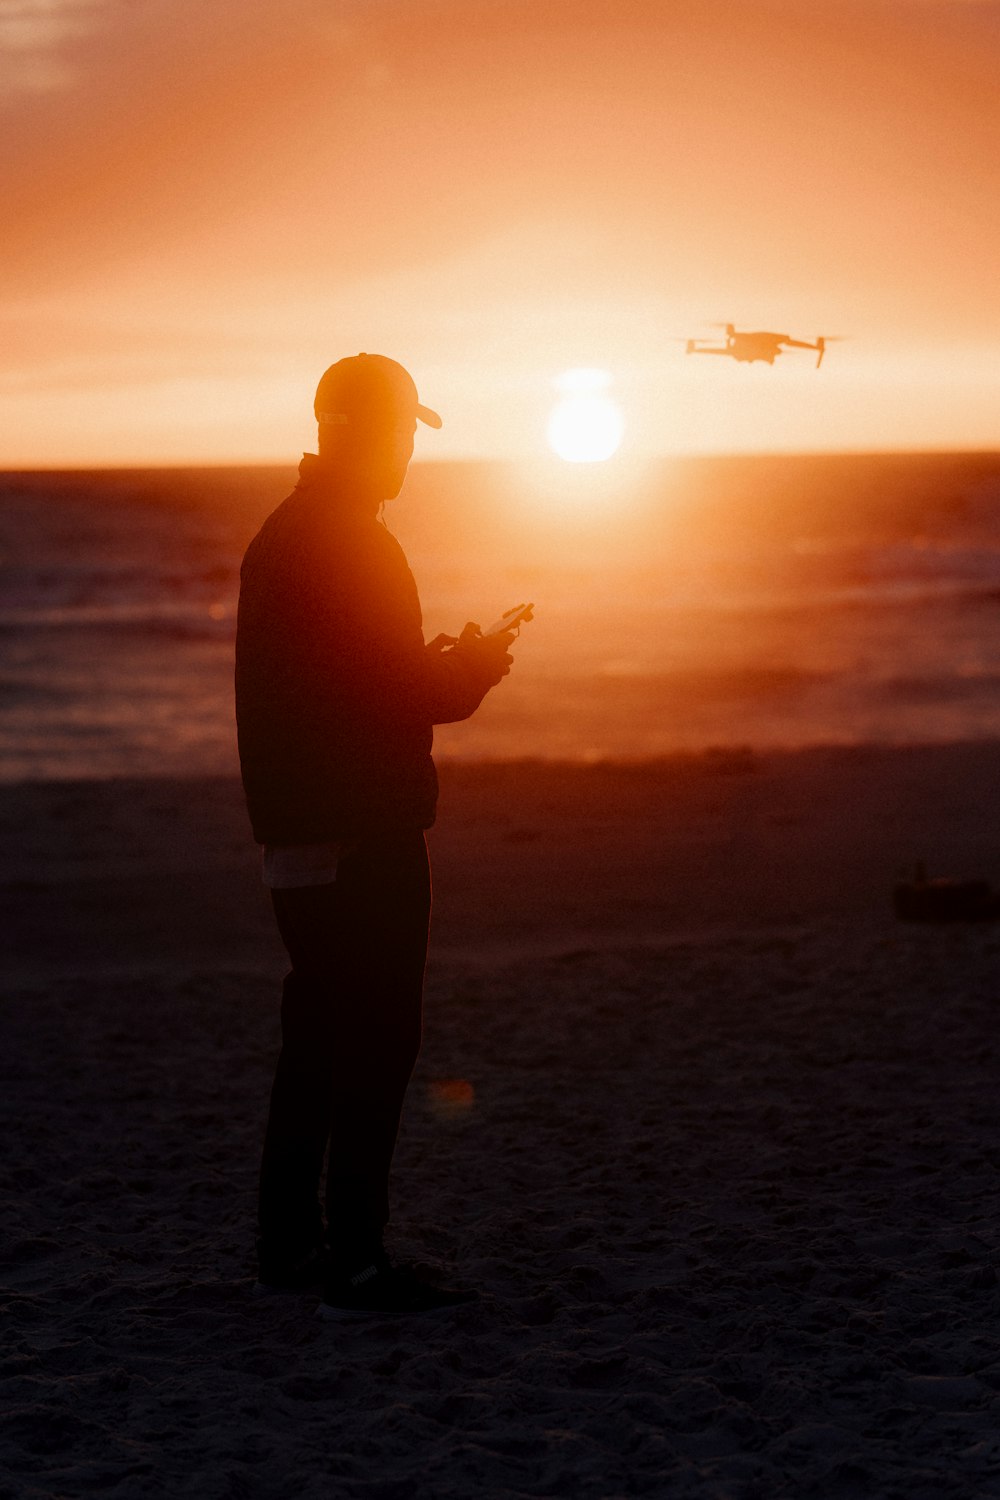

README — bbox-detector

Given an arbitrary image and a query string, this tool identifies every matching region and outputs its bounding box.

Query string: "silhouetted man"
[235,355,515,1316]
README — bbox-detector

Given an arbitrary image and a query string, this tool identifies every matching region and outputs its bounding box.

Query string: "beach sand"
[4,743,1000,1498]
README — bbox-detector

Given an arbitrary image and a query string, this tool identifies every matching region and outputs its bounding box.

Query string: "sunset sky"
[2,0,998,466]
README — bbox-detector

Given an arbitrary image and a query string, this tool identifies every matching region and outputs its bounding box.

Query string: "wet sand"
[4,743,1000,1498]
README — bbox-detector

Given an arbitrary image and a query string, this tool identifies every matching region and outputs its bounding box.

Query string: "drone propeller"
[815,335,848,369]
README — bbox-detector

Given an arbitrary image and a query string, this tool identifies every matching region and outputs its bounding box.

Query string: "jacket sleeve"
[307,519,503,731]
[414,641,506,725]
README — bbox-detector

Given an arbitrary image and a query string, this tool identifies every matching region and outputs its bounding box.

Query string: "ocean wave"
[0,606,235,641]
[872,672,1000,705]
[597,665,831,700]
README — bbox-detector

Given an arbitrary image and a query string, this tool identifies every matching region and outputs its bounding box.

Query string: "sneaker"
[254,1238,328,1295]
[317,1251,477,1319]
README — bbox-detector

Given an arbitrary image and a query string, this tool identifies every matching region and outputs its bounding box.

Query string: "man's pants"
[257,828,431,1263]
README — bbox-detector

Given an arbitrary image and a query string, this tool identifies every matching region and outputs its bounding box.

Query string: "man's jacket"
[235,455,496,846]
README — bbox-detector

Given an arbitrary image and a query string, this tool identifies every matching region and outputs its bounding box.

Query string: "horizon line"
[3,443,999,475]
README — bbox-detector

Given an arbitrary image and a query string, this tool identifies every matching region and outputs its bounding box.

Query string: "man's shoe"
[254,1238,328,1295]
[317,1251,477,1319]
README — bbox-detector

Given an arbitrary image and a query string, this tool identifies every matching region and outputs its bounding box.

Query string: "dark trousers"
[258,828,431,1262]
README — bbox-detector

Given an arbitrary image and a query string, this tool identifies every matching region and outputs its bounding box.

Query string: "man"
[235,354,516,1317]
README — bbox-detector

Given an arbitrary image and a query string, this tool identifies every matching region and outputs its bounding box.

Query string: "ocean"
[2,452,999,782]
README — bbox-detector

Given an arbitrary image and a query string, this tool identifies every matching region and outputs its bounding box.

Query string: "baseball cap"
[313,353,442,430]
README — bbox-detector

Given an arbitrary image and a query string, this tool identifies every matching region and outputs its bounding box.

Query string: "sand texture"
[4,744,1000,1498]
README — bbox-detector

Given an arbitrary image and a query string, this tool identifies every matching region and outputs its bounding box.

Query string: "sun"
[546,368,624,463]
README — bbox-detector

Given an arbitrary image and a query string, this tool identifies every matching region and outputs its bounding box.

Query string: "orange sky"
[2,0,998,465]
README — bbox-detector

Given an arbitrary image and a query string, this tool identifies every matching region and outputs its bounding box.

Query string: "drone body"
[686,325,829,368]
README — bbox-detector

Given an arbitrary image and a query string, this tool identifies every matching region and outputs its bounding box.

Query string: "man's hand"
[451,621,514,684]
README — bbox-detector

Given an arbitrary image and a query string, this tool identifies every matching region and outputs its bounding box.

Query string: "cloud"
[0,0,111,92]
[0,299,303,394]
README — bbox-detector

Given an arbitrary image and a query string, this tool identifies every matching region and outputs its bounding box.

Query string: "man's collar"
[296,452,334,489]
[295,452,384,516]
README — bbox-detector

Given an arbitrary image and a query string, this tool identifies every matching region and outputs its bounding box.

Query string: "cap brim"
[416,403,442,429]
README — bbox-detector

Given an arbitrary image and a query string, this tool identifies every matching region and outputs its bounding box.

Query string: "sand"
[4,743,1000,1498]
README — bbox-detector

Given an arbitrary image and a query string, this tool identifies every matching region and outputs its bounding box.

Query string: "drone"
[685,325,832,368]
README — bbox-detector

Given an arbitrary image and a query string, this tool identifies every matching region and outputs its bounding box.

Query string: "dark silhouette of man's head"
[314,354,442,500]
